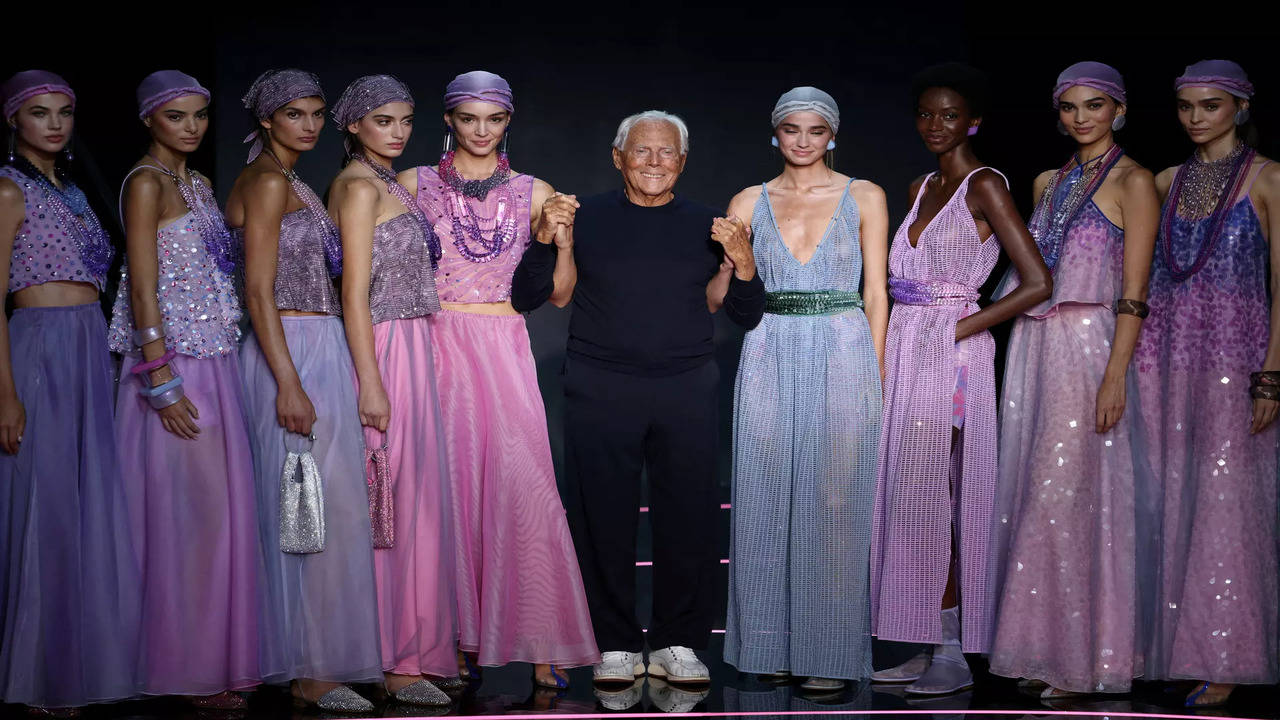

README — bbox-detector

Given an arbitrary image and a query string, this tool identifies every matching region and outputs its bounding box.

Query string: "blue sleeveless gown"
[724,181,880,680]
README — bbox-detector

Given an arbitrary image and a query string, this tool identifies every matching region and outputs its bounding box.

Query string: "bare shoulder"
[124,166,165,196]
[907,172,931,199]
[0,176,23,211]
[334,174,381,206]
[245,166,290,198]
[1251,153,1280,191]
[968,168,1012,199]
[731,184,764,208]
[530,177,554,204]
[1154,165,1179,195]
[396,167,419,194]
[849,178,885,206]
[1115,161,1155,192]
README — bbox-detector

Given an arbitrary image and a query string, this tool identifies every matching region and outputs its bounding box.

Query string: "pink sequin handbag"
[366,432,394,549]
[280,431,326,554]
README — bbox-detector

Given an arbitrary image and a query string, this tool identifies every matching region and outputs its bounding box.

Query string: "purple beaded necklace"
[10,156,114,280]
[145,154,239,274]
[437,151,519,264]
[1031,144,1124,272]
[262,147,343,276]
[352,153,442,268]
[1159,144,1255,282]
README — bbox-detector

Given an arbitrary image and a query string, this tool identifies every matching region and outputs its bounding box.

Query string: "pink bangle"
[131,349,177,376]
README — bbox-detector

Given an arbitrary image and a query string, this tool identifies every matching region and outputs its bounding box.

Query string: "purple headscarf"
[1052,61,1126,108]
[137,70,210,120]
[3,69,75,120]
[332,74,414,129]
[443,71,513,113]
[241,68,325,163]
[1176,59,1254,99]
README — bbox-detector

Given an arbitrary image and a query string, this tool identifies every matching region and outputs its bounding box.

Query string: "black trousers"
[563,356,719,653]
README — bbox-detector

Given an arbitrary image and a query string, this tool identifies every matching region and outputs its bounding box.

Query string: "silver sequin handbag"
[280,431,326,554]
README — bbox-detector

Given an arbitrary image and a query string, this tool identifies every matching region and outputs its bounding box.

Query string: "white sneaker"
[594,650,646,684]
[646,646,710,684]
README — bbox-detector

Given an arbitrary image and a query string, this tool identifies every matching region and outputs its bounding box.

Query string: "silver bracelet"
[133,325,165,347]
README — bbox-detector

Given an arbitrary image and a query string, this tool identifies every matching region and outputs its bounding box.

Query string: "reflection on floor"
[14,637,1277,720]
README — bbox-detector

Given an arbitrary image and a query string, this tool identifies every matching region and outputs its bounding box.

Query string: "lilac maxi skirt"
[0,303,140,708]
[118,349,274,694]
[364,316,458,678]
[430,309,598,667]
[241,316,383,683]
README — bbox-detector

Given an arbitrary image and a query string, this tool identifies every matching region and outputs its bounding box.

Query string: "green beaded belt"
[765,290,864,316]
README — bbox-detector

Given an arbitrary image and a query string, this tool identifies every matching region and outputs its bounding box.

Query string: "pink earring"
[967,126,979,137]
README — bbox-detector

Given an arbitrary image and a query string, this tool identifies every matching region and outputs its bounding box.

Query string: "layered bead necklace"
[11,156,114,279]
[145,154,239,274]
[1030,144,1124,272]
[437,150,518,263]
[352,153,442,267]
[1159,141,1255,282]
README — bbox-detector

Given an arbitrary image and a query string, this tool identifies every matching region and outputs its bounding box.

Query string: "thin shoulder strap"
[1246,159,1272,195]
[962,166,1009,189]
[907,172,934,218]
[118,164,165,222]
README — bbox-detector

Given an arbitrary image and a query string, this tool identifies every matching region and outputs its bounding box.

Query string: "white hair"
[611,110,689,155]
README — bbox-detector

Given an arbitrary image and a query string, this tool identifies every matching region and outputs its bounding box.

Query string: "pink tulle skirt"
[364,316,458,677]
[429,309,598,667]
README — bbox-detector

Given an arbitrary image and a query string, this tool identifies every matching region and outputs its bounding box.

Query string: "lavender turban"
[3,69,75,120]
[332,74,414,128]
[1052,61,1126,108]
[241,69,325,164]
[443,71,513,113]
[137,70,210,120]
[771,86,840,134]
[1176,59,1254,99]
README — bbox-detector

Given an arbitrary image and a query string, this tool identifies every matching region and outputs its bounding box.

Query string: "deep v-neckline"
[907,172,968,249]
[762,180,851,266]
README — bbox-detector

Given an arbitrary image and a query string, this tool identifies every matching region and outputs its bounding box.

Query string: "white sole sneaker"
[593,662,646,683]
[646,663,710,684]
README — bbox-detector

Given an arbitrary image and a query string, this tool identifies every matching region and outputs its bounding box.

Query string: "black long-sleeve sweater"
[511,189,765,376]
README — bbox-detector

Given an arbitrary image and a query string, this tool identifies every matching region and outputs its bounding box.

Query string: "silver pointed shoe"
[393,679,452,707]
[432,675,468,691]
[315,686,375,713]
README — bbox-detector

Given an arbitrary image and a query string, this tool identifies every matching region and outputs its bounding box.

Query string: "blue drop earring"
[826,140,836,150]
[770,136,779,147]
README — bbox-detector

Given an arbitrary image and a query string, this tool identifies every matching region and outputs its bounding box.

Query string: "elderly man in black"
[512,110,764,685]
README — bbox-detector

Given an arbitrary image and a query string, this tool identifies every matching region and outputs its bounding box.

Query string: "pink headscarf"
[3,69,75,120]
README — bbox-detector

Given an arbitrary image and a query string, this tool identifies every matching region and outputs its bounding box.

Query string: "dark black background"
[5,7,1280,485]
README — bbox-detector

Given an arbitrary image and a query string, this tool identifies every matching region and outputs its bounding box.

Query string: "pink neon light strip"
[640,628,725,634]
[636,560,729,566]
[411,709,1268,720]
[638,504,732,513]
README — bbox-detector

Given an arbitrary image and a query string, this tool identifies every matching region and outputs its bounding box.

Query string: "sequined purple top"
[994,201,1123,318]
[369,212,441,323]
[236,208,341,315]
[108,195,242,359]
[416,166,534,303]
[1,166,107,292]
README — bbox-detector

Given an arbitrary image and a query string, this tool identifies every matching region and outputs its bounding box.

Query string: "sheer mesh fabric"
[725,181,879,680]
[870,168,1003,653]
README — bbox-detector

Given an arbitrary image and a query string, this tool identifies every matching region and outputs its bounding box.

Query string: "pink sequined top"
[108,209,242,359]
[1,166,106,292]
[415,166,534,303]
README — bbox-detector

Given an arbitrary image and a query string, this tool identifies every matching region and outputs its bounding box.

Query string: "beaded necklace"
[10,156,114,280]
[1030,144,1124,271]
[1159,142,1255,282]
[352,153,442,268]
[437,151,519,264]
[262,147,343,276]
[145,154,239,274]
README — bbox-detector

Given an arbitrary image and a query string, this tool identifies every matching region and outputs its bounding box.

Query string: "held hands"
[537,192,579,248]
[1095,372,1126,434]
[276,382,317,436]
[359,381,391,433]
[0,392,24,455]
[711,215,756,280]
